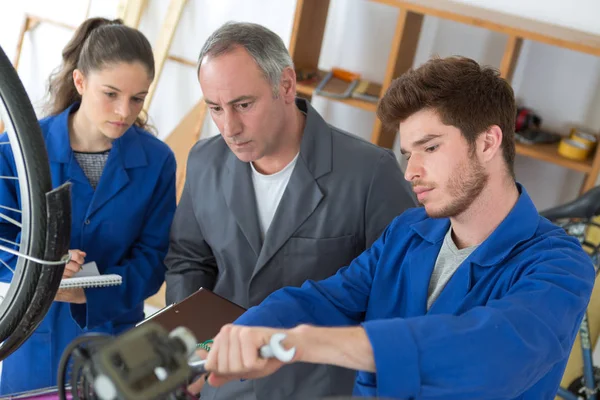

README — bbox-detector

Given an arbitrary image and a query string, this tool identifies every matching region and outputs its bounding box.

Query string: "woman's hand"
[55,250,87,303]
[55,287,87,304]
[62,249,86,278]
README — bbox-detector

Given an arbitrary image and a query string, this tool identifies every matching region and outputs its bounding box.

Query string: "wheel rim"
[0,99,33,323]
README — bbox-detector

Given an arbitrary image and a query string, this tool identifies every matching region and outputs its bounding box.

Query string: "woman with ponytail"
[0,17,176,393]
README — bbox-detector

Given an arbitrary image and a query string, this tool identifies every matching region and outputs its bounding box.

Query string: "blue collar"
[410,183,539,267]
[45,103,147,168]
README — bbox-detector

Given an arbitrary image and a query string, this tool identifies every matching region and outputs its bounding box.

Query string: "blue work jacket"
[237,185,595,399]
[0,103,176,394]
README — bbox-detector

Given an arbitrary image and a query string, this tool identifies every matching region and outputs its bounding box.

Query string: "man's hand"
[191,324,374,391]
[55,287,86,304]
[187,348,209,395]
[203,324,300,388]
[63,249,86,278]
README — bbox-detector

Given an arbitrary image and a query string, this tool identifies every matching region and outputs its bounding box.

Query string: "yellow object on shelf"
[558,138,591,161]
[570,128,598,151]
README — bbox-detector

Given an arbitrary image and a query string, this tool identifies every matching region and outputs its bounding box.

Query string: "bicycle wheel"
[0,44,55,351]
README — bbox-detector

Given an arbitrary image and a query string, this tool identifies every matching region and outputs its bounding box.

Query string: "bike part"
[540,186,600,220]
[542,197,600,400]
[565,367,600,400]
[58,333,114,400]
[558,313,600,400]
[0,43,66,351]
[0,183,71,360]
[64,323,195,400]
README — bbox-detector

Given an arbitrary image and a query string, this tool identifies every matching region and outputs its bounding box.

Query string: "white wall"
[1,0,600,211]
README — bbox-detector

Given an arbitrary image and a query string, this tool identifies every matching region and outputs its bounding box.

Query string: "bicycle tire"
[0,183,71,360]
[0,44,53,346]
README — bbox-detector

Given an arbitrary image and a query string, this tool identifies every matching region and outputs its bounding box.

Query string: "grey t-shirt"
[427,227,478,309]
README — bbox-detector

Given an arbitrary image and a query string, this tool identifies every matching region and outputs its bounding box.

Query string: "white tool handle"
[259,332,296,363]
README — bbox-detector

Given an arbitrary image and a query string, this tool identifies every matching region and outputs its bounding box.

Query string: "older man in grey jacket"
[164,21,416,400]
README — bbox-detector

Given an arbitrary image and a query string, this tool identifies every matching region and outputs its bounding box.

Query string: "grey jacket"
[164,99,417,399]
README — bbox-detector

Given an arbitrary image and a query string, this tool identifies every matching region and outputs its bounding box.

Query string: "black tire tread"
[0,45,52,344]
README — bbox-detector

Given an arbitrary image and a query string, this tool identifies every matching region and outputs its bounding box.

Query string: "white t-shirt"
[250,153,300,238]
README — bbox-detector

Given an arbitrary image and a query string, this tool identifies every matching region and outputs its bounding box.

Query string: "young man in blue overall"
[194,56,595,400]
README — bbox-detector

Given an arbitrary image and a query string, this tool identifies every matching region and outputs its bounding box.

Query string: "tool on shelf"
[314,67,360,99]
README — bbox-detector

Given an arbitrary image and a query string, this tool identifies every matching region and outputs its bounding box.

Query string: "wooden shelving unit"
[515,142,594,174]
[295,70,379,112]
[289,0,600,194]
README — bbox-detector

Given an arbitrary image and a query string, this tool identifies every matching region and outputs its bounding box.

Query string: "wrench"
[189,332,296,375]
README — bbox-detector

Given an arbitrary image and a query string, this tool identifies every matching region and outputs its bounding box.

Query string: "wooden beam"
[168,54,196,68]
[84,0,93,19]
[499,35,523,83]
[371,9,423,149]
[288,0,330,70]
[164,100,208,202]
[13,17,30,70]
[117,0,148,28]
[373,0,600,57]
[13,15,78,71]
[582,143,600,194]
[146,283,166,309]
[145,100,207,310]
[144,0,188,111]
[24,15,77,32]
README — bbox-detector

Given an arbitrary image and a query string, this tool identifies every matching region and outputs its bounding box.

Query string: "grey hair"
[197,21,294,95]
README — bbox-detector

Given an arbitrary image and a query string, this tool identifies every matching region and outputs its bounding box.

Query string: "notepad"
[59,261,122,289]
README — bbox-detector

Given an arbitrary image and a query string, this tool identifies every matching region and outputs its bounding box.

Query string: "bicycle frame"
[557,312,596,400]
[555,218,600,400]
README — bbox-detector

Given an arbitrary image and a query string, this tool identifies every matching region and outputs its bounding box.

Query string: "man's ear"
[73,69,86,95]
[478,125,503,162]
[279,67,296,103]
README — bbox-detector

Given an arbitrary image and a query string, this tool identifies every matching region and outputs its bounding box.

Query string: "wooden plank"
[117,0,148,28]
[499,36,522,83]
[371,9,423,148]
[144,0,188,110]
[145,101,207,310]
[146,283,166,309]
[296,70,378,112]
[163,100,207,202]
[13,15,78,71]
[13,16,31,70]
[289,0,330,70]
[84,0,93,19]
[168,54,196,68]
[371,0,600,56]
[581,143,600,194]
[515,142,593,174]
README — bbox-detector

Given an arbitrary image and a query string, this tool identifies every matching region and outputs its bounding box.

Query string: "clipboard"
[137,288,246,343]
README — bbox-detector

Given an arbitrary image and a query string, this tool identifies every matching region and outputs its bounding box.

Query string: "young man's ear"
[479,125,503,162]
[73,69,86,96]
